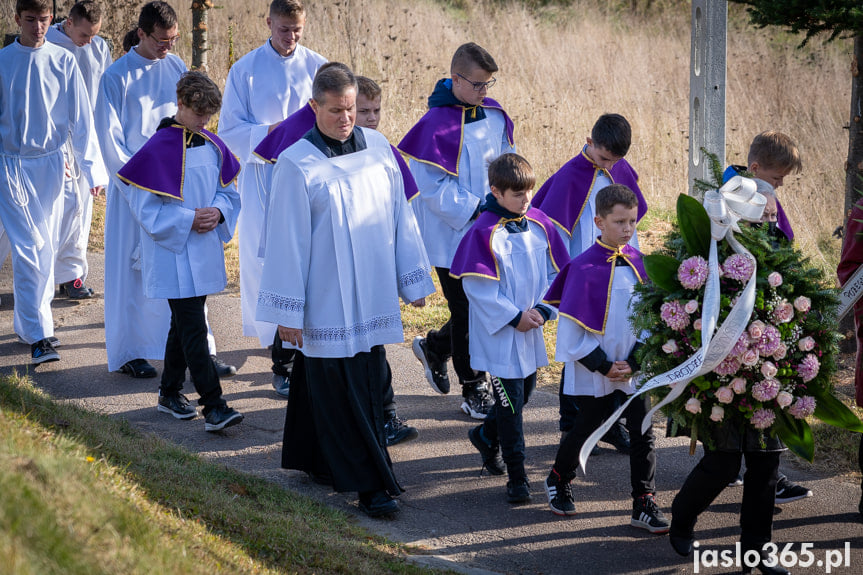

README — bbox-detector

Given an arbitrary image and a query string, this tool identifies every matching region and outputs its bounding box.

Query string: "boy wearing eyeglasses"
[399,42,516,421]
[97,1,235,381]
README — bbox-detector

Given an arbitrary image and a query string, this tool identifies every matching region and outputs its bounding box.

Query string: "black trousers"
[272,330,397,412]
[482,373,536,481]
[553,390,656,498]
[425,267,485,392]
[161,295,224,413]
[671,449,780,550]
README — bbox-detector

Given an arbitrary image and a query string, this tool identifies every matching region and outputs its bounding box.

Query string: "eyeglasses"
[148,33,180,47]
[456,72,496,91]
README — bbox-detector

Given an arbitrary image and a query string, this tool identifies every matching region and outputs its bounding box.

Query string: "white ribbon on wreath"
[578,176,767,473]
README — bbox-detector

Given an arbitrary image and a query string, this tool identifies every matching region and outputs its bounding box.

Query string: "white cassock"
[409,110,515,269]
[255,128,434,358]
[45,23,112,284]
[218,40,326,347]
[95,47,185,371]
[558,266,641,398]
[462,222,559,379]
[125,143,240,299]
[554,169,640,258]
[0,40,106,343]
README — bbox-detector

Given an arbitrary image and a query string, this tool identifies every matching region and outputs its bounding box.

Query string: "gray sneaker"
[157,393,197,420]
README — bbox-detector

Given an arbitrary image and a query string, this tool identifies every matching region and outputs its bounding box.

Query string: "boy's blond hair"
[356,76,381,100]
[270,0,304,19]
[176,71,222,115]
[747,131,802,174]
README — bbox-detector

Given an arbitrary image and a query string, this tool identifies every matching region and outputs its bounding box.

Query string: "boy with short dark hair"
[533,113,647,455]
[1,0,107,363]
[451,153,569,503]
[118,71,243,432]
[541,184,669,533]
[400,42,516,420]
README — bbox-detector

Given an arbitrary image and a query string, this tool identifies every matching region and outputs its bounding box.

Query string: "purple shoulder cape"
[775,198,794,241]
[450,207,570,280]
[543,241,646,334]
[532,151,647,237]
[397,97,514,176]
[117,125,240,201]
[253,103,316,164]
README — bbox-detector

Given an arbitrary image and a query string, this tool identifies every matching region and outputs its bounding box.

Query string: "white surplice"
[462,221,559,379]
[96,47,186,370]
[0,40,106,343]
[46,23,112,284]
[218,41,326,347]
[255,128,434,358]
[558,266,641,398]
[125,142,240,299]
[408,109,515,269]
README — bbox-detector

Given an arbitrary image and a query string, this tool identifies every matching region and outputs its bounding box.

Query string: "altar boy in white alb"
[0,0,107,364]
[119,72,243,432]
[218,0,326,348]
[46,0,112,299]
[256,64,434,518]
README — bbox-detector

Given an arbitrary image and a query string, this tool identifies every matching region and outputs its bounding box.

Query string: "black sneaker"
[506,478,531,504]
[31,338,60,364]
[60,278,94,299]
[211,355,237,378]
[157,392,197,420]
[384,411,419,446]
[775,475,812,504]
[412,336,450,394]
[460,383,494,420]
[602,420,631,455]
[545,468,576,516]
[467,425,505,475]
[358,490,399,518]
[272,373,290,398]
[119,358,157,378]
[631,493,670,534]
[204,405,244,432]
[19,335,61,347]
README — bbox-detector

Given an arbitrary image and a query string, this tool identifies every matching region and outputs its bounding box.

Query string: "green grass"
[0,372,441,575]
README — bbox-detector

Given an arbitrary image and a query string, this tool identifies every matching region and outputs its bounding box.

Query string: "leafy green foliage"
[730,0,863,44]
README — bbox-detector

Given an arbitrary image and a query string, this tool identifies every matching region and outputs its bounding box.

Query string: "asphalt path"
[1,255,861,575]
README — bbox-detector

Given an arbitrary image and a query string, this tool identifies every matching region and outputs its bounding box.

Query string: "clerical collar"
[157,116,205,148]
[303,124,367,158]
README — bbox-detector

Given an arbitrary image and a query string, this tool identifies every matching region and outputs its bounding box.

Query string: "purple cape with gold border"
[543,240,646,334]
[532,150,646,237]
[397,97,515,176]
[117,125,240,201]
[449,207,571,280]
[253,103,419,202]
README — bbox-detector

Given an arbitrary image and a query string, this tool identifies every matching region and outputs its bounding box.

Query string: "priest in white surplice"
[218,0,326,349]
[0,0,107,364]
[45,0,112,298]
[256,65,434,518]
[96,1,232,379]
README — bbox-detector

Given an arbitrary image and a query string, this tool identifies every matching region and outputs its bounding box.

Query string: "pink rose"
[773,343,787,361]
[768,271,783,287]
[760,361,778,379]
[731,377,747,394]
[685,300,699,314]
[715,386,734,404]
[776,391,794,408]
[748,320,765,340]
[710,405,725,422]
[694,318,703,331]
[798,336,816,352]
[685,398,702,414]
[741,349,759,366]
[793,296,811,313]
[662,339,679,354]
[773,301,794,324]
